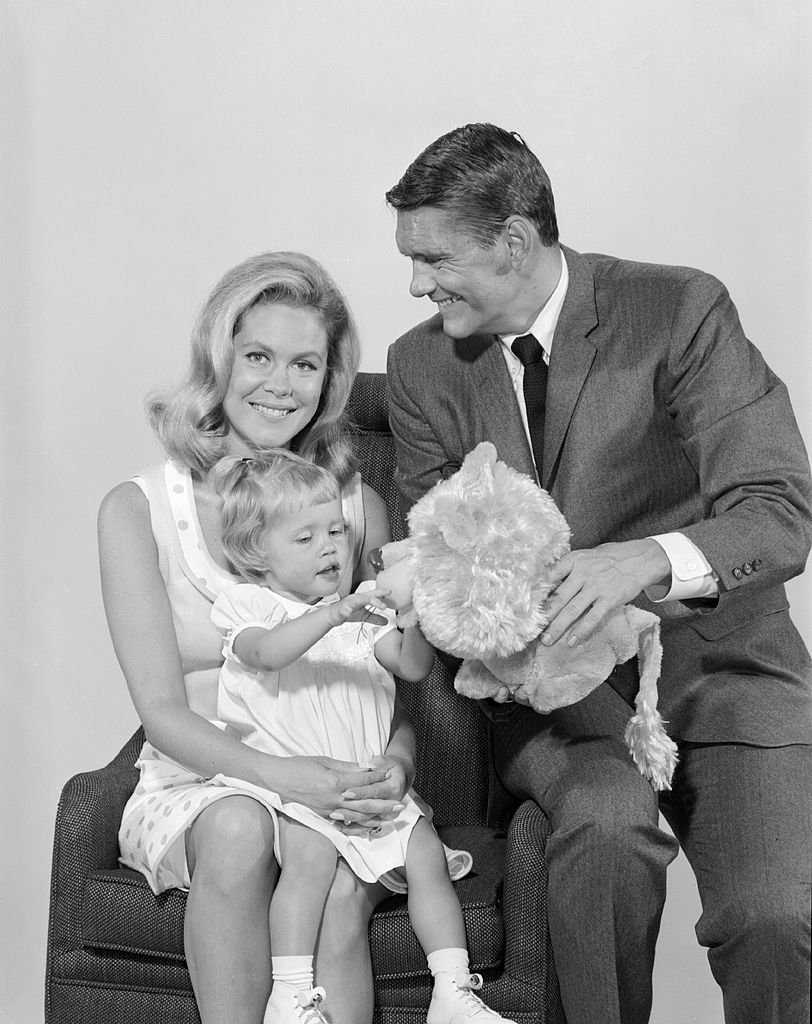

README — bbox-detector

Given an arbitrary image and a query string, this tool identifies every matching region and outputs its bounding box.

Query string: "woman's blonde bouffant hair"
[209,450,341,584]
[148,251,360,484]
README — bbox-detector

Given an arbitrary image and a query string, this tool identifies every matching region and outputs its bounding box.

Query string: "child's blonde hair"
[210,450,341,584]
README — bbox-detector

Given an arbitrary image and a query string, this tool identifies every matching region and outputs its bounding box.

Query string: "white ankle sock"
[271,954,314,991]
[427,947,470,977]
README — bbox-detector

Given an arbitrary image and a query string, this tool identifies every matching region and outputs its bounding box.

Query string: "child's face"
[261,497,348,603]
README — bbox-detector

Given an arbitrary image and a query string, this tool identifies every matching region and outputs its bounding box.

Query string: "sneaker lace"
[453,971,489,1009]
[294,986,328,1024]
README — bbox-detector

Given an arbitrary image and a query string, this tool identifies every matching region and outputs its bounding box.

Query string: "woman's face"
[223,303,329,454]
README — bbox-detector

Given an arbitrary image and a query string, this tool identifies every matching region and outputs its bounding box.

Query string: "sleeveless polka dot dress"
[117,460,365,893]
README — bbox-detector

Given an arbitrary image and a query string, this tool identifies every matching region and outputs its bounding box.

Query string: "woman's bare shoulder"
[360,479,388,516]
[98,479,148,525]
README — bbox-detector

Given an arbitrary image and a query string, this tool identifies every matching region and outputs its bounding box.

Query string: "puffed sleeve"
[212,583,288,665]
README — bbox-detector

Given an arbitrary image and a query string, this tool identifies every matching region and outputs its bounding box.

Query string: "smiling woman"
[148,251,361,487]
[95,251,404,1024]
[224,304,330,454]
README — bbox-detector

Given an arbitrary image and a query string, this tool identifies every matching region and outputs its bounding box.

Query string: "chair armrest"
[501,799,559,995]
[54,761,139,870]
[48,743,140,955]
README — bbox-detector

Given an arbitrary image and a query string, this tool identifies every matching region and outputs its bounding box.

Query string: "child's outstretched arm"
[374,623,435,682]
[233,589,389,672]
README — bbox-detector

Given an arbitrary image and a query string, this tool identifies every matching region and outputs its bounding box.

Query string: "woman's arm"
[98,482,388,813]
[335,694,416,830]
[381,693,417,793]
[353,482,392,585]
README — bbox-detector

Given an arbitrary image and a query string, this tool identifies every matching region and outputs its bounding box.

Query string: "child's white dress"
[117,461,470,895]
[210,581,471,892]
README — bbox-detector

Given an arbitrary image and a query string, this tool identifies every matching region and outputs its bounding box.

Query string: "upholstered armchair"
[46,372,565,1024]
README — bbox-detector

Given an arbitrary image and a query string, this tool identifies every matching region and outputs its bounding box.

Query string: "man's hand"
[540,539,670,646]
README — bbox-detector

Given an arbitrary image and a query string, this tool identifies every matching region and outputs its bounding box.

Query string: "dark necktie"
[512,333,547,475]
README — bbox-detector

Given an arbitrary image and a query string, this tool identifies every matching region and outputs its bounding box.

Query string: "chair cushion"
[81,826,506,978]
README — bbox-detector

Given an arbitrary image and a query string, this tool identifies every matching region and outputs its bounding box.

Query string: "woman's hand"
[259,754,401,821]
[329,753,411,834]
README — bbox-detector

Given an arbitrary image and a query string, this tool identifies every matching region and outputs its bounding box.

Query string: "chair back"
[347,373,491,827]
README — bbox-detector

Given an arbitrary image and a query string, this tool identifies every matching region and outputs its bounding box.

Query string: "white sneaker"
[426,971,517,1024]
[264,984,329,1024]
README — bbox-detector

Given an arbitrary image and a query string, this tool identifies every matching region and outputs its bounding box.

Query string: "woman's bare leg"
[185,796,279,1024]
[315,860,390,1023]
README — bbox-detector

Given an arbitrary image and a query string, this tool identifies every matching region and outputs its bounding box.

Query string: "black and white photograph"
[2,3,810,1023]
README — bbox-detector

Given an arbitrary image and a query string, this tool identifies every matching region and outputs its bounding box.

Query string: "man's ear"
[504,216,536,267]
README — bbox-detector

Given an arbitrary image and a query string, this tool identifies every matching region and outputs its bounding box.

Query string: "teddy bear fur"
[377,442,678,791]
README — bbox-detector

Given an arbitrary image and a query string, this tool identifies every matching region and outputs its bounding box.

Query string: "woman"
[98,251,411,1024]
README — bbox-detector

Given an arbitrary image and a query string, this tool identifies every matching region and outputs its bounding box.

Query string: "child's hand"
[325,588,390,628]
[374,558,415,612]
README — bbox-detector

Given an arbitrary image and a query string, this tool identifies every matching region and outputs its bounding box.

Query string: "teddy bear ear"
[458,442,497,481]
[450,442,497,505]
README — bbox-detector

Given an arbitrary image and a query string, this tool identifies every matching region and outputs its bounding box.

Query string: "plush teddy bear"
[374,442,678,791]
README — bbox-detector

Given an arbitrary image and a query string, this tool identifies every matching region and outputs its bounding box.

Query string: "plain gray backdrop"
[2,2,809,1022]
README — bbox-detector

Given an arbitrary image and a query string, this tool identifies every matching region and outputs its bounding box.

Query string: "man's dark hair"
[385,123,559,247]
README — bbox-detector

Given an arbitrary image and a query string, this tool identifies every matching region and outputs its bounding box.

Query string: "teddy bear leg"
[454,659,509,701]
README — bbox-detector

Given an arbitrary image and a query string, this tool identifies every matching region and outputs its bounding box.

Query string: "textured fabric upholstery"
[46,372,564,1023]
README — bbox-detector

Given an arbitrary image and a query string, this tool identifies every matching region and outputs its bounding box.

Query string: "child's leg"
[265,820,337,1024]
[270,818,337,956]
[404,818,517,1024]
[404,817,467,952]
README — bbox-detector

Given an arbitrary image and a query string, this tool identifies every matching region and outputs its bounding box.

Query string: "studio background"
[1,2,809,1022]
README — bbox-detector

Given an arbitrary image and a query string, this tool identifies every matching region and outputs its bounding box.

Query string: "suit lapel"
[543,247,599,489]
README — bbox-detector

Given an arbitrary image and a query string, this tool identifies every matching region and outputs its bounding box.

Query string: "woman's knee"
[188,797,277,893]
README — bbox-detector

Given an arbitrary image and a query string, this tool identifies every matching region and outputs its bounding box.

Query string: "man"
[385,123,812,1024]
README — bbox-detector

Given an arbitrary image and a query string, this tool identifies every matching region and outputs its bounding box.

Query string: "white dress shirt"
[498,250,717,603]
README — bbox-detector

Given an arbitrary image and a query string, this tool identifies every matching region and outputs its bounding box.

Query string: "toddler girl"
[209,451,514,1024]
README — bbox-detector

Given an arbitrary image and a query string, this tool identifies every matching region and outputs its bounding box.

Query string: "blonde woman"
[99,252,410,1024]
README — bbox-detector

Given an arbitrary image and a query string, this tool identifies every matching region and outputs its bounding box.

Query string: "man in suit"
[385,123,812,1024]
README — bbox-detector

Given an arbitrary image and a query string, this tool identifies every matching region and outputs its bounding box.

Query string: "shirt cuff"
[645,533,719,602]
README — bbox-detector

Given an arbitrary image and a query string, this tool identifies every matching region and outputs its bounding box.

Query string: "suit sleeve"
[664,272,812,598]
[387,339,453,514]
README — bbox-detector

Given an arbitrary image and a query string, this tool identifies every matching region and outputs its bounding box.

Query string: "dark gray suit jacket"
[387,245,812,743]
